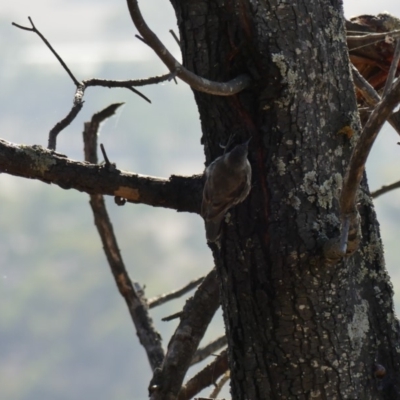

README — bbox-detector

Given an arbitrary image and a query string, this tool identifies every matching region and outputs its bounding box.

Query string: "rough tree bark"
[169,0,400,399]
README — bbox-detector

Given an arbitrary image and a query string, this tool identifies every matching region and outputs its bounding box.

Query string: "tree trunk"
[170,0,400,398]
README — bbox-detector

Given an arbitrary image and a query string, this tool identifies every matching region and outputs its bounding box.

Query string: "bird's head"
[226,138,251,168]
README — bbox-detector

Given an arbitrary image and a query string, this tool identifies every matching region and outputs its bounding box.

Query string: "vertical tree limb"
[83,104,165,371]
[149,269,220,400]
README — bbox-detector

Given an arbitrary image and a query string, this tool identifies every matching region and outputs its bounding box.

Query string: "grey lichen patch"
[19,144,57,175]
[363,232,384,264]
[275,157,286,176]
[288,190,301,210]
[347,110,362,147]
[325,213,340,229]
[300,172,342,209]
[334,145,343,157]
[301,171,318,203]
[271,52,298,106]
[323,6,345,43]
[348,300,370,356]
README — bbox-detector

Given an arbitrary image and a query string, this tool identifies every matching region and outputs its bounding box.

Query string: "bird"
[201,138,252,242]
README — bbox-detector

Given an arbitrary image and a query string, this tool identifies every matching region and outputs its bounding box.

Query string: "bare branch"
[347,29,400,52]
[209,371,230,399]
[84,103,124,164]
[382,39,400,98]
[341,67,400,216]
[13,18,175,149]
[0,139,203,214]
[148,276,205,309]
[126,0,252,96]
[332,64,400,260]
[371,180,400,199]
[83,103,164,370]
[169,29,181,46]
[351,65,380,105]
[191,336,227,366]
[149,269,220,400]
[84,73,174,88]
[12,17,80,86]
[177,350,229,400]
[352,65,400,136]
[48,84,85,150]
[161,311,183,322]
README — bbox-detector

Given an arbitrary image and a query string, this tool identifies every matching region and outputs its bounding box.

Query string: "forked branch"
[177,350,229,400]
[341,77,400,218]
[12,17,175,150]
[83,103,164,370]
[325,63,400,262]
[126,0,252,95]
[149,269,220,400]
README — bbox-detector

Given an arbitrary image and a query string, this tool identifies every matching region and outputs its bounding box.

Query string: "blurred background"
[1,1,400,399]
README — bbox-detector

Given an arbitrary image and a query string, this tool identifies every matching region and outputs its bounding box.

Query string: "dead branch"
[322,25,400,263]
[209,371,230,398]
[0,139,203,214]
[341,77,400,217]
[126,0,252,96]
[12,17,176,150]
[148,276,205,309]
[347,29,400,51]
[84,73,175,89]
[12,17,80,86]
[352,65,400,136]
[371,180,400,199]
[177,350,229,400]
[149,269,220,400]
[83,103,164,370]
[161,311,183,322]
[328,62,400,261]
[191,336,227,366]
[382,39,400,97]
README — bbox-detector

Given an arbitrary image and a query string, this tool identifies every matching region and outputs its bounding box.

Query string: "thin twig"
[149,276,205,309]
[13,17,171,149]
[371,180,400,199]
[83,103,164,371]
[85,74,174,88]
[347,29,400,51]
[149,269,220,400]
[12,17,80,86]
[127,86,151,103]
[170,29,181,46]
[48,100,84,150]
[177,350,229,400]
[209,371,230,398]
[162,311,183,322]
[100,143,112,167]
[382,39,400,98]
[126,0,252,95]
[191,336,227,366]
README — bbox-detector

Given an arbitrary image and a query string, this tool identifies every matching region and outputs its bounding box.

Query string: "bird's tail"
[205,215,224,242]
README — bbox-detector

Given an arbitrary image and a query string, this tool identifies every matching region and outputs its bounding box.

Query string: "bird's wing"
[203,179,249,221]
